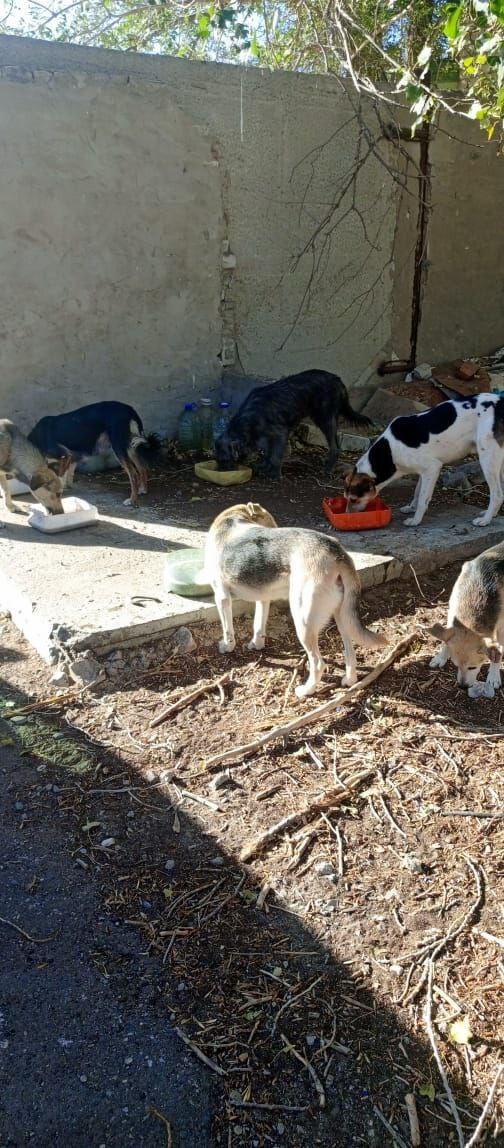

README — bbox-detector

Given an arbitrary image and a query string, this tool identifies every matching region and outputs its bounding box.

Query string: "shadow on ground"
[0,652,489,1147]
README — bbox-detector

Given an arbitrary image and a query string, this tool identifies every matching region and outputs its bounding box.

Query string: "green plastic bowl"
[164,546,213,598]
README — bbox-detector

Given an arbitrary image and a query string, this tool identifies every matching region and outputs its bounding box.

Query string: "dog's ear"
[343,470,355,486]
[487,644,502,664]
[429,623,455,642]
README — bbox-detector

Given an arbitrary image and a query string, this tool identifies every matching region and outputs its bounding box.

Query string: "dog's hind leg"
[403,465,441,526]
[257,431,288,480]
[290,581,328,699]
[247,600,270,651]
[213,584,236,654]
[472,441,504,526]
[314,414,339,473]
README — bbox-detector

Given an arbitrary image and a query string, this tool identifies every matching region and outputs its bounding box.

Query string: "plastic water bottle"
[212,401,231,445]
[177,402,200,452]
[199,397,215,452]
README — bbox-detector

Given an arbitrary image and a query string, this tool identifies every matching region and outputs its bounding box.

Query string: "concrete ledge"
[1,487,503,664]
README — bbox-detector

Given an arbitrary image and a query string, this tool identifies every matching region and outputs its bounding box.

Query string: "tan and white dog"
[429,540,504,696]
[0,419,64,515]
[204,502,387,698]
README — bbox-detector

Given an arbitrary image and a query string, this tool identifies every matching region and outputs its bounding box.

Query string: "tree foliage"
[2,0,503,144]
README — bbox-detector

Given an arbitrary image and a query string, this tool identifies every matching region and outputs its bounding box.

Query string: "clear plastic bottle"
[199,397,215,452]
[177,402,201,452]
[212,400,231,445]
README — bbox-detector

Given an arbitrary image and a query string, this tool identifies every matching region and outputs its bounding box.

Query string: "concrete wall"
[0,36,398,434]
[0,36,502,437]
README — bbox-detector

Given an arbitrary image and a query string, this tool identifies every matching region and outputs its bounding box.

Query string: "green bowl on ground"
[164,546,213,598]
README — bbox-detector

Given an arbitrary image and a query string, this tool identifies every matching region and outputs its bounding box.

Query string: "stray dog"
[204,502,386,698]
[429,540,504,694]
[344,394,504,527]
[29,401,160,507]
[214,369,372,479]
[0,419,64,514]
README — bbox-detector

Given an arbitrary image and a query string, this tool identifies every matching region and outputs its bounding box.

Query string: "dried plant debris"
[1,564,503,1146]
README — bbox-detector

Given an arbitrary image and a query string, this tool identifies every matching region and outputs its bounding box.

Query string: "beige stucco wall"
[0,36,502,436]
[0,37,398,433]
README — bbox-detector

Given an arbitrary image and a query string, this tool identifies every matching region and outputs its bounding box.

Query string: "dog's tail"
[132,431,162,463]
[337,565,386,650]
[339,387,374,430]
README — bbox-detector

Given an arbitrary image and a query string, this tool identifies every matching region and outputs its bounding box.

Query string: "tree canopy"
[2,1,503,144]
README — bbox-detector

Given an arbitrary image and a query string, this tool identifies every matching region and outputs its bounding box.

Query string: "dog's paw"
[341,671,358,687]
[403,515,422,527]
[246,636,265,651]
[218,639,236,654]
[429,653,444,668]
[123,497,139,509]
[295,681,316,700]
[472,513,492,527]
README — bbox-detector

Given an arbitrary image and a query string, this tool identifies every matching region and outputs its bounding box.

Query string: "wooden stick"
[405,1092,421,1147]
[280,1031,325,1108]
[150,670,232,728]
[204,633,419,771]
[240,767,375,862]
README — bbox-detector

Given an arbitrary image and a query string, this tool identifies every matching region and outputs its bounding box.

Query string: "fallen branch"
[147,1105,173,1148]
[204,633,419,770]
[240,767,375,862]
[179,789,224,814]
[150,670,233,729]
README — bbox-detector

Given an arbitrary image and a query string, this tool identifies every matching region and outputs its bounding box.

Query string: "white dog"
[204,502,386,698]
[344,394,504,527]
[429,540,504,697]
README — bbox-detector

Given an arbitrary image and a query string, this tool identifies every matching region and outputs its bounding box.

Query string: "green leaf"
[419,1080,436,1101]
[163,885,173,899]
[490,0,504,19]
[444,4,463,41]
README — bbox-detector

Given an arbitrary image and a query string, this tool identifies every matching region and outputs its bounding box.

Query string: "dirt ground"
[1,547,503,1145]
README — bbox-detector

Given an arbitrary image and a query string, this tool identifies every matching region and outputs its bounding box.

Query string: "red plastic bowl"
[322,495,392,531]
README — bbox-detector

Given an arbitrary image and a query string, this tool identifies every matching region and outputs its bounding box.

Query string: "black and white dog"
[214,369,372,479]
[344,394,504,527]
[29,401,160,508]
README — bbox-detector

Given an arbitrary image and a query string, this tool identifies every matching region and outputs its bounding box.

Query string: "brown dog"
[0,419,64,515]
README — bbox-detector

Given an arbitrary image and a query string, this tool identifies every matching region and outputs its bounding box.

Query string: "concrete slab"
[1,481,503,664]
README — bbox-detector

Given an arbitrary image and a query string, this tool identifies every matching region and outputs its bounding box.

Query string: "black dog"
[28,401,160,507]
[214,369,372,479]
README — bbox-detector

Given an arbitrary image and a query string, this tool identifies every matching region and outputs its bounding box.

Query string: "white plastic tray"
[8,478,30,496]
[28,496,99,534]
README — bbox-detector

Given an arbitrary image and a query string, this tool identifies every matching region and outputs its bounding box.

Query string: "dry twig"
[280,1031,325,1108]
[465,1064,503,1147]
[240,767,375,862]
[424,961,464,1148]
[150,670,233,729]
[204,633,419,770]
[0,915,53,943]
[174,1026,226,1076]
[147,1105,173,1148]
[405,1091,421,1147]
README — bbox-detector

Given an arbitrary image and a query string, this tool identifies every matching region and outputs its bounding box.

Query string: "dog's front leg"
[404,466,441,527]
[485,643,502,692]
[214,586,236,654]
[429,643,449,669]
[400,477,421,514]
[0,472,18,513]
[247,600,270,651]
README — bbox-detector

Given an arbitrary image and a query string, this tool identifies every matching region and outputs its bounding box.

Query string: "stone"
[51,668,70,687]
[455,359,479,382]
[68,652,102,686]
[405,362,432,381]
[315,860,336,877]
[171,626,196,654]
[361,387,428,424]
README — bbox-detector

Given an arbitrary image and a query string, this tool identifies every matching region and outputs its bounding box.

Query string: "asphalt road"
[0,738,215,1147]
